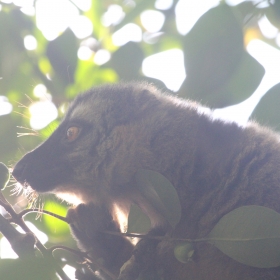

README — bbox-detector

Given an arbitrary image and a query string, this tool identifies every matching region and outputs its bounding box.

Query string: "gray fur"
[13,82,280,279]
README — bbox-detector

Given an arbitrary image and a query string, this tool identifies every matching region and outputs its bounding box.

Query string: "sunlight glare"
[20,6,35,16]
[0,237,18,259]
[140,10,165,33]
[102,5,125,27]
[29,101,58,130]
[13,0,34,8]
[70,15,93,39]
[213,40,280,124]
[112,23,142,46]
[247,39,280,97]
[70,0,91,11]
[24,35,37,50]
[33,84,47,98]
[258,15,278,39]
[175,0,219,35]
[94,49,111,65]
[142,49,186,91]
[17,222,48,244]
[36,0,79,41]
[225,0,245,5]
[155,0,173,10]
[63,265,76,279]
[78,46,93,60]
[0,96,13,116]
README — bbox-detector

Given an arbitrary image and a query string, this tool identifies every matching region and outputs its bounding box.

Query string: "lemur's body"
[13,83,280,279]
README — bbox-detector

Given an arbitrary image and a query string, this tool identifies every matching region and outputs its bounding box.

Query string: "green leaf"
[0,162,10,190]
[108,42,144,80]
[251,83,280,130]
[180,4,244,103]
[127,204,151,233]
[135,169,181,229]
[174,242,195,263]
[46,29,78,88]
[209,51,264,107]
[183,51,264,108]
[67,61,117,98]
[43,201,69,236]
[208,205,280,268]
[0,257,58,280]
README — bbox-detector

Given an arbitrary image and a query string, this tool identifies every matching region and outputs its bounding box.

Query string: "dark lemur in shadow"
[13,82,280,279]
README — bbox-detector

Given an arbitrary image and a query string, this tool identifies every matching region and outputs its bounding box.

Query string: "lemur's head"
[12,83,162,204]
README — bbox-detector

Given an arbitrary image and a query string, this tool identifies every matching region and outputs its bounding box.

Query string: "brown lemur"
[12,82,280,279]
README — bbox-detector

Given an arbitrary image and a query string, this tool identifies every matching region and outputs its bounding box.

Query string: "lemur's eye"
[66,127,80,142]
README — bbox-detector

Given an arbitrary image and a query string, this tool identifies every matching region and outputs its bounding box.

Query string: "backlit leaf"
[43,201,69,236]
[251,83,280,130]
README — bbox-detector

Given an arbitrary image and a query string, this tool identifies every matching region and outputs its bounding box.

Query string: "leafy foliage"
[251,82,280,129]
[1,0,280,278]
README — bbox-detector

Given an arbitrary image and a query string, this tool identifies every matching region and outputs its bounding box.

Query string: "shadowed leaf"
[46,29,78,88]
[208,206,280,268]
[127,204,151,233]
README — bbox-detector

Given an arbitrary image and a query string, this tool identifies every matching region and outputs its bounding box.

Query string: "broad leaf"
[127,204,151,233]
[46,29,78,88]
[187,51,264,108]
[251,83,280,130]
[109,42,144,80]
[208,205,280,268]
[134,169,181,229]
[180,4,244,102]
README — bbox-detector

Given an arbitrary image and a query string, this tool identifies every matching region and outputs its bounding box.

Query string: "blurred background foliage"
[1,0,280,278]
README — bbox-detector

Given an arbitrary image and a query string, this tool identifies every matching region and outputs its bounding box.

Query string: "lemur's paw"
[67,203,134,278]
[66,203,120,251]
[67,203,116,238]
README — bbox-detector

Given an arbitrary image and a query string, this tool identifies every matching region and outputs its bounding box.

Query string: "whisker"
[17,132,39,137]
[16,126,38,133]
[14,111,29,119]
[15,101,29,109]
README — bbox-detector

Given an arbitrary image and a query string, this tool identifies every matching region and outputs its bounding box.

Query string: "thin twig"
[51,246,117,280]
[0,194,71,280]
[20,208,68,222]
